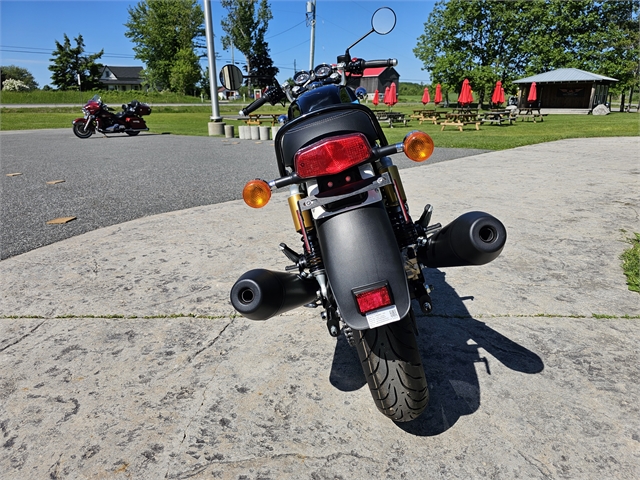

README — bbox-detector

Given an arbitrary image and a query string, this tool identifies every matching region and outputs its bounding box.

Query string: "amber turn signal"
[243,179,272,208]
[403,131,434,162]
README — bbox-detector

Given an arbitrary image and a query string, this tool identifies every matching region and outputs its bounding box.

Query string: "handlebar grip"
[362,59,398,69]
[239,94,269,117]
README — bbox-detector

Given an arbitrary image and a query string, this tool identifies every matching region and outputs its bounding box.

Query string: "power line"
[272,39,309,56]
[266,19,306,40]
[0,45,136,59]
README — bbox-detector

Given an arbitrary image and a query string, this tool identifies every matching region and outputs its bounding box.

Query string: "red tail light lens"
[355,285,392,314]
[294,133,372,178]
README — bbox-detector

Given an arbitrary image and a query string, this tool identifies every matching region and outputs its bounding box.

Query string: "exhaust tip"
[238,287,255,305]
[478,225,497,243]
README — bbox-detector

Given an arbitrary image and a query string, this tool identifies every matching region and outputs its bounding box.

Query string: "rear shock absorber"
[286,185,338,335]
[377,157,419,249]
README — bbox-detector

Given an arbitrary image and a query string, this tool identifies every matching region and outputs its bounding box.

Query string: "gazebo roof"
[513,68,618,84]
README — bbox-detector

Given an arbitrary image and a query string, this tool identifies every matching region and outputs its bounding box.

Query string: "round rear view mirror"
[371,7,396,35]
[219,64,243,91]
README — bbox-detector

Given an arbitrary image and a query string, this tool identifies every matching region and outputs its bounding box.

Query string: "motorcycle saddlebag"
[136,103,151,116]
[127,117,147,128]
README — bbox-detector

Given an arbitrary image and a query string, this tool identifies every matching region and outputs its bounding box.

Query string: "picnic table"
[480,110,517,126]
[241,114,283,126]
[517,108,545,123]
[410,109,445,125]
[375,110,410,127]
[440,112,481,131]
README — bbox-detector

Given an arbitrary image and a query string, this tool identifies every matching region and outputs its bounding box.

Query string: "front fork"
[83,115,95,132]
[280,159,437,338]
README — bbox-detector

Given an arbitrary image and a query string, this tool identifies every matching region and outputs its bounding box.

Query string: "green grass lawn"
[1,104,638,150]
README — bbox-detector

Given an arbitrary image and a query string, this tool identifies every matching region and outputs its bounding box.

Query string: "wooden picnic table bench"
[241,113,283,126]
[480,110,517,126]
[517,108,545,123]
[440,112,481,131]
[410,109,445,125]
[375,111,410,127]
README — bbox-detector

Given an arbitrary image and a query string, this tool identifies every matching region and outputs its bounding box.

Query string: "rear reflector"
[355,285,392,314]
[294,133,372,178]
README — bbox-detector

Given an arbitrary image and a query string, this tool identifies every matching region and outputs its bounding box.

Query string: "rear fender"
[316,202,410,330]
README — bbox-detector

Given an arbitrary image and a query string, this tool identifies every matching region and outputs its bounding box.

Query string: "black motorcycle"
[223,7,506,422]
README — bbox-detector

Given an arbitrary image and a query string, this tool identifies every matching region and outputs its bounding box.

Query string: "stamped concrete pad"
[1,137,639,478]
[1,315,638,479]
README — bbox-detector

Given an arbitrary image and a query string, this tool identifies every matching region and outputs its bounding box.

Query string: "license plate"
[365,305,400,329]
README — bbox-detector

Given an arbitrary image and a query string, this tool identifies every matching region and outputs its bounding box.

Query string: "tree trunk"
[620,92,625,112]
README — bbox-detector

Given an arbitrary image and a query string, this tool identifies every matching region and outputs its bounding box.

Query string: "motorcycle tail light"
[403,131,434,162]
[355,285,392,315]
[243,179,272,208]
[294,133,372,178]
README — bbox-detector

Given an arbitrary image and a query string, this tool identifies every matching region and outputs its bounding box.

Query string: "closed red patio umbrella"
[458,78,473,105]
[372,89,379,106]
[527,82,537,103]
[390,82,397,107]
[383,86,391,105]
[421,87,430,105]
[491,80,505,106]
[434,83,442,105]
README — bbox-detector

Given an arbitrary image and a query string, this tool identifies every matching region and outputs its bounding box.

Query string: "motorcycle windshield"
[89,94,101,103]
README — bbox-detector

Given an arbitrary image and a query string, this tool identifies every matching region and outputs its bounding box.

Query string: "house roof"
[362,67,386,77]
[100,66,143,84]
[349,67,399,79]
[513,68,618,84]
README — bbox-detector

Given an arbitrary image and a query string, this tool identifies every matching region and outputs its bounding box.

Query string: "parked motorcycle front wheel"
[355,314,428,422]
[72,121,93,139]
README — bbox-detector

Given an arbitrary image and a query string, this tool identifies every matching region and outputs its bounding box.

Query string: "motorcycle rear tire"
[73,122,93,139]
[355,314,428,422]
[125,131,140,136]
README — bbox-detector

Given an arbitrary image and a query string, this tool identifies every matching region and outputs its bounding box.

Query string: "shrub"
[2,78,30,91]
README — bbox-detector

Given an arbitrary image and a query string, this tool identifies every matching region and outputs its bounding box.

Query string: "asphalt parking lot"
[0,129,488,259]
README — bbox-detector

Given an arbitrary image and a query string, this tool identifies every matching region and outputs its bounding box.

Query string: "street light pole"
[204,0,223,124]
[307,0,316,70]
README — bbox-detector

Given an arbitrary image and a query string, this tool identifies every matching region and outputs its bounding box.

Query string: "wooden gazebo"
[513,68,618,111]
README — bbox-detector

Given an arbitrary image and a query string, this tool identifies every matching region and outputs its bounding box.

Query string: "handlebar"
[346,58,397,75]
[363,59,398,69]
[239,94,270,117]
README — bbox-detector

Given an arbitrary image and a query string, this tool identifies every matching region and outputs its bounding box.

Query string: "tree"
[170,48,202,95]
[125,0,205,93]
[414,0,639,106]
[49,34,103,90]
[220,0,279,88]
[247,35,279,87]
[1,65,38,90]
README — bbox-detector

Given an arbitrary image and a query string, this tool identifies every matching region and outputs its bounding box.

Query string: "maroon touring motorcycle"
[72,95,151,139]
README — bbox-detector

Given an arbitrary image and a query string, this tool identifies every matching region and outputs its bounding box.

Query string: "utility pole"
[306,0,316,70]
[204,0,223,127]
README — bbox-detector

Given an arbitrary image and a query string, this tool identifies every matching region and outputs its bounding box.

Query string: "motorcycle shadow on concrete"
[329,269,544,436]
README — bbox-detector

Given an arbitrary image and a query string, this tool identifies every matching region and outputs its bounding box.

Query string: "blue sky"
[0,0,435,88]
